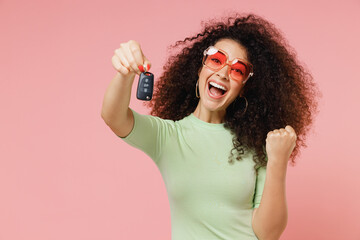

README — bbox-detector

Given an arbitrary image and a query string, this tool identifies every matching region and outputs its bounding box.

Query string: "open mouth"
[208,81,228,98]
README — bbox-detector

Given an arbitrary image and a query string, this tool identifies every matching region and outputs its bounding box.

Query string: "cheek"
[198,69,212,89]
[230,82,243,96]
[199,77,207,91]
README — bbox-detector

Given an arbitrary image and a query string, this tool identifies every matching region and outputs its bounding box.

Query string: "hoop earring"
[240,96,248,115]
[195,80,200,98]
[232,96,248,115]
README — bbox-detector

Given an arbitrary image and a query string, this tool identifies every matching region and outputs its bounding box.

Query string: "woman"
[101,13,320,240]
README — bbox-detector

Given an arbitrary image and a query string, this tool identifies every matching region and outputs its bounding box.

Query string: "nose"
[215,63,230,80]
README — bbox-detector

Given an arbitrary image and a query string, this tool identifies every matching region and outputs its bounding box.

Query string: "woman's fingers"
[143,55,151,72]
[112,40,151,76]
[123,41,144,75]
[111,54,130,75]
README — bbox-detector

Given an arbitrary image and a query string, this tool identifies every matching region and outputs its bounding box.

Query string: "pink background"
[1,0,359,239]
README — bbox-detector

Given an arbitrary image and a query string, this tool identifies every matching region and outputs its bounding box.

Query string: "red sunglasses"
[202,46,254,84]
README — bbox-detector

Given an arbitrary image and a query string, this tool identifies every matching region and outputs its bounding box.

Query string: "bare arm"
[252,161,288,240]
[101,72,136,138]
[101,40,151,138]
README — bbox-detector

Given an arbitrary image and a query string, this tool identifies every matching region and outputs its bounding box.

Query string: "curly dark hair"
[145,12,322,174]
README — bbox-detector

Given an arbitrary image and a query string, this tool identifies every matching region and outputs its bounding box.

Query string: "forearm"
[252,160,288,240]
[101,72,135,123]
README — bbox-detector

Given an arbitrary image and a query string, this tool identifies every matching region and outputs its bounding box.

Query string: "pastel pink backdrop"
[1,0,359,239]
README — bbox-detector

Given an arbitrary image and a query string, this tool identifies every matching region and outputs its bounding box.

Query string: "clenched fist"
[265,125,297,165]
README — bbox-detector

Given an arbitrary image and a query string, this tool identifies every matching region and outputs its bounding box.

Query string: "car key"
[136,71,154,101]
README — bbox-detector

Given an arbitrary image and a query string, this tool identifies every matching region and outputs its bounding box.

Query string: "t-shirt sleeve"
[253,147,268,208]
[118,108,174,163]
[253,165,267,209]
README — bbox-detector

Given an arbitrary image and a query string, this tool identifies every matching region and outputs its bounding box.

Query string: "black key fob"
[136,71,154,101]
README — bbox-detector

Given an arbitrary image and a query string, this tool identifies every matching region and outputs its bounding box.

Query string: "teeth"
[209,82,227,91]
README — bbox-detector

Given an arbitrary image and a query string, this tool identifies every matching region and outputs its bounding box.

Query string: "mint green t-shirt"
[120,108,267,240]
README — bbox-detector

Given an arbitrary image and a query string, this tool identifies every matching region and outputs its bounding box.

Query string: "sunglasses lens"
[204,51,227,69]
[204,48,251,83]
[230,61,249,82]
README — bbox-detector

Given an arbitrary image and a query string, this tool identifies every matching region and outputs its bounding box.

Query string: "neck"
[193,103,226,124]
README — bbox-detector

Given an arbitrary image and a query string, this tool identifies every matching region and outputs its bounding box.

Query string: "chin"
[201,99,227,112]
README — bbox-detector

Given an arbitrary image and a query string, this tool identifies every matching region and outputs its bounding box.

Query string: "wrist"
[115,71,136,84]
[267,159,288,180]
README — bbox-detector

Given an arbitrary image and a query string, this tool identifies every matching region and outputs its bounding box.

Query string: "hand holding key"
[112,40,154,101]
[112,40,151,76]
